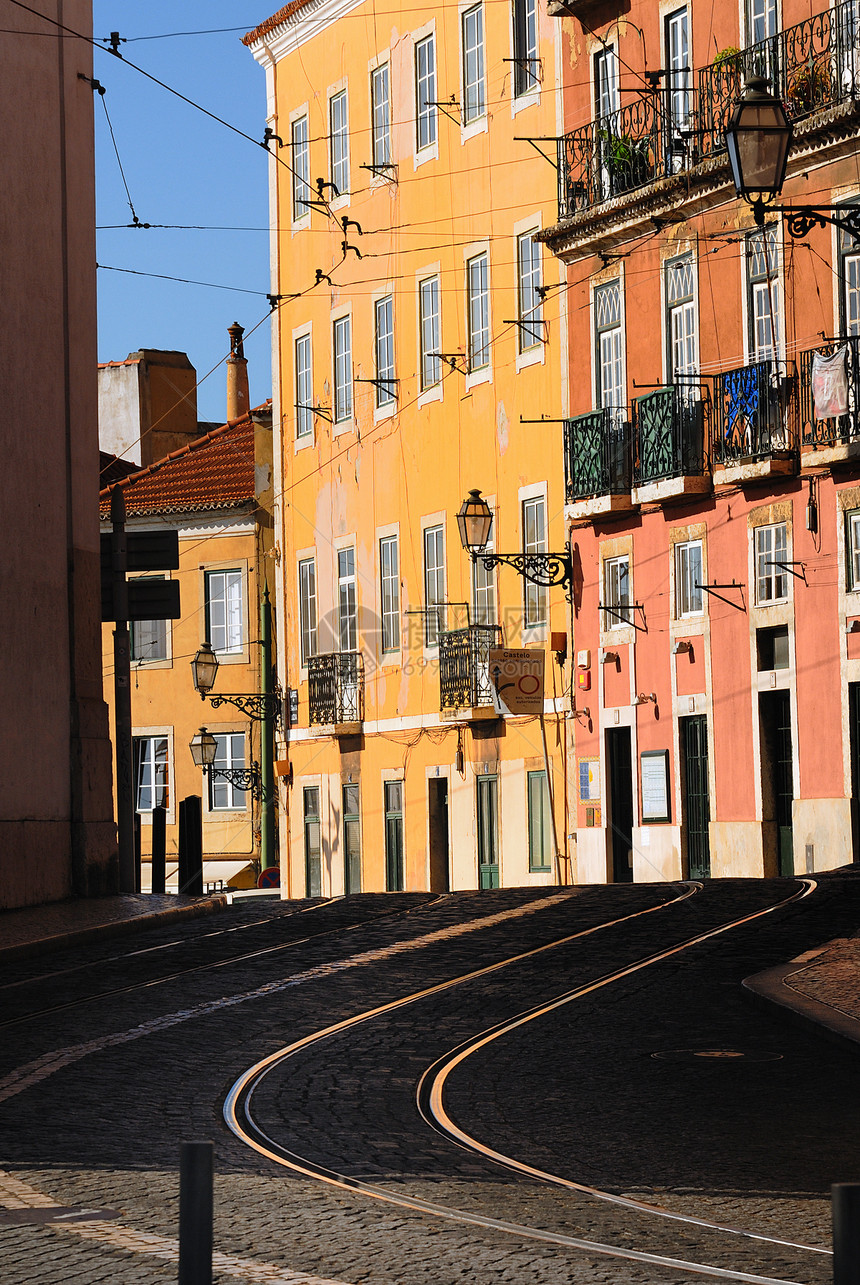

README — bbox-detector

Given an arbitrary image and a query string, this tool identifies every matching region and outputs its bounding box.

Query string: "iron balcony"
[308,651,364,730]
[439,625,503,715]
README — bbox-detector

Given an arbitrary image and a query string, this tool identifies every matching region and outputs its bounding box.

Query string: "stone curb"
[0,894,230,964]
[743,943,860,1051]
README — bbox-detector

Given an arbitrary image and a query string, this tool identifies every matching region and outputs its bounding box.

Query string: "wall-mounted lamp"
[634,692,658,705]
[671,640,693,655]
[599,650,619,664]
[573,706,591,722]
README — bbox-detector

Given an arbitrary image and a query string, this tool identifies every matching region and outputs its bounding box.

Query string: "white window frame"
[298,556,318,667]
[848,511,860,590]
[603,554,632,629]
[746,226,782,365]
[338,545,357,653]
[419,274,442,394]
[665,254,698,384]
[754,522,789,605]
[371,62,391,171]
[462,4,486,127]
[512,0,539,102]
[423,523,446,648]
[329,87,350,199]
[205,568,244,655]
[675,540,703,618]
[294,329,313,441]
[208,732,248,812]
[522,494,547,629]
[130,574,171,666]
[133,733,171,817]
[374,294,396,411]
[466,250,490,382]
[332,312,353,425]
[379,532,401,653]
[291,112,311,224]
[415,31,438,158]
[517,228,543,355]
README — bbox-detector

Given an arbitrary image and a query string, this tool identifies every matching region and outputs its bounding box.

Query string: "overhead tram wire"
[6,0,341,230]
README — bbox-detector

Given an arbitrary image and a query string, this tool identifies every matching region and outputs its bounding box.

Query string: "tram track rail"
[225,878,822,1285]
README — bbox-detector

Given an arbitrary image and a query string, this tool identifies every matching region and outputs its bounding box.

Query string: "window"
[333,315,352,422]
[604,554,632,627]
[295,333,313,438]
[291,115,310,220]
[512,0,538,97]
[298,557,317,665]
[748,0,777,43]
[384,780,404,891]
[343,783,361,894]
[747,226,781,363]
[338,547,357,651]
[595,280,624,420]
[462,5,485,124]
[675,540,703,617]
[665,8,691,138]
[517,231,543,351]
[754,522,788,604]
[666,256,697,382]
[209,733,247,810]
[419,276,441,389]
[839,213,860,335]
[528,771,552,870]
[424,524,445,646]
[380,534,400,651]
[467,252,490,372]
[371,64,391,169]
[594,45,619,118]
[472,512,496,625]
[415,34,437,150]
[848,511,860,589]
[374,295,396,407]
[330,90,349,195]
[522,496,547,627]
[756,625,789,670]
[130,577,167,662]
[134,736,169,812]
[205,569,243,654]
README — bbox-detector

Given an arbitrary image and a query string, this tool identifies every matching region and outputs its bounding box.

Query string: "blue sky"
[91,4,273,423]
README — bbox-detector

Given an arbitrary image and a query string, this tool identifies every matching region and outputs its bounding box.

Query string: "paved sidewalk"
[0,893,229,963]
[745,931,860,1045]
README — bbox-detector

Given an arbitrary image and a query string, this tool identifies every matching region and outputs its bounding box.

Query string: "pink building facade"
[1,0,116,906]
[543,0,860,880]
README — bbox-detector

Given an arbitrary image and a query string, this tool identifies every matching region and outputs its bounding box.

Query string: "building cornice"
[245,0,369,63]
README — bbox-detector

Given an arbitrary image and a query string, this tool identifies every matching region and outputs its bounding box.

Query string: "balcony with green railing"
[631,387,711,500]
[563,408,633,516]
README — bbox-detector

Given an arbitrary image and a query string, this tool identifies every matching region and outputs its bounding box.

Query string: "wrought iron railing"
[799,334,860,446]
[633,387,709,484]
[557,0,860,217]
[712,360,794,464]
[564,408,631,502]
[439,625,503,712]
[308,651,364,725]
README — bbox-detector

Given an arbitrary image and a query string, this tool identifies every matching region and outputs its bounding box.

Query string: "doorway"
[849,683,860,862]
[477,774,500,888]
[680,715,711,879]
[607,728,634,882]
[759,690,794,875]
[303,786,322,897]
[428,777,450,892]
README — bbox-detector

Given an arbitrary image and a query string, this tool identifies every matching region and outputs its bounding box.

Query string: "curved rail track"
[225,878,822,1285]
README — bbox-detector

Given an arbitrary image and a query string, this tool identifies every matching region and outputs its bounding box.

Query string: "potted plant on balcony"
[599,130,652,195]
[786,63,831,116]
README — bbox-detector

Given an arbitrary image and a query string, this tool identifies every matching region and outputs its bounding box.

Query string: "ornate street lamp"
[189,726,262,801]
[456,489,573,596]
[190,641,219,697]
[726,76,860,242]
[190,640,282,724]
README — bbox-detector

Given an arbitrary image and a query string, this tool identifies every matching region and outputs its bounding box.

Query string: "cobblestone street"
[2,878,860,1284]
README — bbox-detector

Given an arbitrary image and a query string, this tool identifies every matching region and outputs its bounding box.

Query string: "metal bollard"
[151,805,166,895]
[833,1183,860,1285]
[178,1140,213,1285]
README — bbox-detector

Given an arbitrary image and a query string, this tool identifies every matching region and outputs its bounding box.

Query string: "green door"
[342,783,361,894]
[384,780,404,891]
[681,715,711,879]
[303,786,321,897]
[477,774,500,889]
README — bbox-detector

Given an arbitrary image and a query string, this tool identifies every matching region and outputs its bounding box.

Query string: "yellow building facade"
[246,0,572,895]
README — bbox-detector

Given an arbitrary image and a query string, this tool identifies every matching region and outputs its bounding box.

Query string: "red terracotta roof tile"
[243,0,314,45]
[99,406,270,519]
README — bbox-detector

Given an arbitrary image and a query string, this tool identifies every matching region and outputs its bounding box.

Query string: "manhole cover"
[651,1049,783,1063]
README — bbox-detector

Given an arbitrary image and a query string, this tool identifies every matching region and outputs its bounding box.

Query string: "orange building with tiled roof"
[100,404,276,891]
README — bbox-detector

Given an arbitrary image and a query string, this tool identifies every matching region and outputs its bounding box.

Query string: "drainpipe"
[260,587,275,870]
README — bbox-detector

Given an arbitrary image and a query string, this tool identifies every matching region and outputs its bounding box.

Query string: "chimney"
[226,322,250,421]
